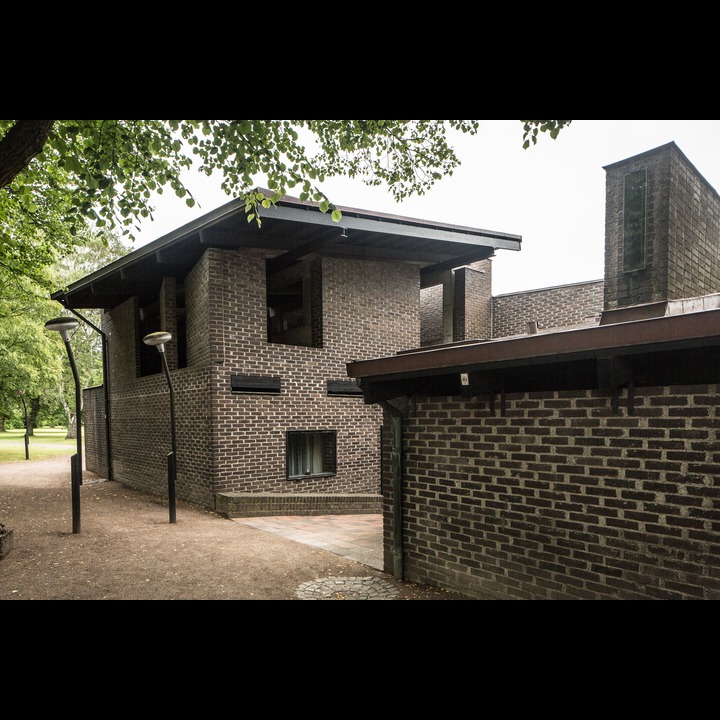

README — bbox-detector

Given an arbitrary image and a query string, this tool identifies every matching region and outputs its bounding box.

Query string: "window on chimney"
[623,168,647,272]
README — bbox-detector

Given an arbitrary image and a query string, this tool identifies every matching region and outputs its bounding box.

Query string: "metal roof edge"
[346,308,720,380]
[51,196,248,300]
[52,190,522,301]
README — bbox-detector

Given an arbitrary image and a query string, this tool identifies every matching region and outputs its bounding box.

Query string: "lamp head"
[45,316,79,342]
[143,331,172,353]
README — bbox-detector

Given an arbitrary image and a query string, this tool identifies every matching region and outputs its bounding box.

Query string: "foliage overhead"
[0,119,571,283]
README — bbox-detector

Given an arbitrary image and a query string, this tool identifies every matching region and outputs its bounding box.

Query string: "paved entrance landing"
[232,513,383,570]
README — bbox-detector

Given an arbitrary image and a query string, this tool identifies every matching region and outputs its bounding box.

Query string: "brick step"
[214,492,382,518]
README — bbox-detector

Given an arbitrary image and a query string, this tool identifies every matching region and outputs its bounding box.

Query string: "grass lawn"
[0,427,81,463]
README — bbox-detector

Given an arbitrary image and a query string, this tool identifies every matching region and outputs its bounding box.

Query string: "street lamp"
[143,331,177,524]
[45,316,82,534]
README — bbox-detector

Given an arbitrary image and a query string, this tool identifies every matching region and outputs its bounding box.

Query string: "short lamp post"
[45,316,82,534]
[143,331,177,524]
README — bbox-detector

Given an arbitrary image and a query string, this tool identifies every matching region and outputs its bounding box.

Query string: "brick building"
[348,142,720,600]
[52,194,520,514]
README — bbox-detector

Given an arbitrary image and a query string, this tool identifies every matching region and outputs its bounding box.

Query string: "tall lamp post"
[45,316,82,534]
[143,331,177,524]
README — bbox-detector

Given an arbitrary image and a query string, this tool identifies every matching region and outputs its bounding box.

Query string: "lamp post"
[45,316,82,534]
[143,331,177,524]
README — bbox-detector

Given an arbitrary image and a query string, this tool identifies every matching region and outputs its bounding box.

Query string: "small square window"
[286,431,336,479]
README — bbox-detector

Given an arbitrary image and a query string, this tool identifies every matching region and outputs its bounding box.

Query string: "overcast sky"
[131,120,720,296]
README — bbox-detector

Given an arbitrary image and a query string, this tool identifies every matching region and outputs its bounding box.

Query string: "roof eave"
[346,309,720,383]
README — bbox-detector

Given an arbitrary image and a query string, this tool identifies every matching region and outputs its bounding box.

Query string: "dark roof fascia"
[262,198,522,249]
[52,193,521,303]
[50,196,248,302]
[346,308,720,384]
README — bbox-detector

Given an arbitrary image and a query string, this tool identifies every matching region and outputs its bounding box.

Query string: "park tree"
[0,120,572,285]
[0,226,131,436]
[0,269,63,433]
[39,229,132,439]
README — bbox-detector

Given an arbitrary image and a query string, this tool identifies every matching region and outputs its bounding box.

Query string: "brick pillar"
[159,276,178,370]
[453,260,492,341]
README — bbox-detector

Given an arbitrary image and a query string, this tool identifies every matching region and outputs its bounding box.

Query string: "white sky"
[130,120,720,296]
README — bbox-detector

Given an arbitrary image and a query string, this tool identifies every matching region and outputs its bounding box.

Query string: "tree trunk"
[0,120,55,189]
[66,412,77,440]
[0,415,5,432]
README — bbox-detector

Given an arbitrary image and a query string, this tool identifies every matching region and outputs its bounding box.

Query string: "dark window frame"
[286,430,337,480]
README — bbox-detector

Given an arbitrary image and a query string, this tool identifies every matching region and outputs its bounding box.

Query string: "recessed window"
[138,299,162,377]
[137,279,187,377]
[266,259,323,347]
[286,431,336,479]
[623,168,647,272]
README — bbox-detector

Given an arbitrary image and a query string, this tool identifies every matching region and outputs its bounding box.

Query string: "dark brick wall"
[82,385,107,477]
[420,285,443,345]
[493,280,604,337]
[102,248,420,509]
[420,260,492,345]
[454,262,492,341]
[383,385,720,600]
[604,142,720,310]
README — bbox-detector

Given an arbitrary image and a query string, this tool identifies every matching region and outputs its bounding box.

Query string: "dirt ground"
[0,457,478,601]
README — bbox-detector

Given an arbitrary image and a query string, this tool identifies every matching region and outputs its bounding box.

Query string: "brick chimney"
[600,141,720,324]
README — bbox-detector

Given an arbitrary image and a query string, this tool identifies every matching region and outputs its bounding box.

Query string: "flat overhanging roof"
[51,191,521,310]
[346,309,720,402]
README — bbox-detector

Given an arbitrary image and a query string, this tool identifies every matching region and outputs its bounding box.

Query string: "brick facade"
[420,284,443,345]
[365,142,720,600]
[82,385,107,477]
[604,142,720,310]
[382,386,720,600]
[493,280,604,337]
[99,248,421,511]
[454,263,493,341]
[82,141,720,600]
[420,260,492,345]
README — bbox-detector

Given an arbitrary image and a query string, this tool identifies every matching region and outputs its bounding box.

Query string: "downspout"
[379,397,404,580]
[60,302,113,482]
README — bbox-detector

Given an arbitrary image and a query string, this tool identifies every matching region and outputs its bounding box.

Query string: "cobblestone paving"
[296,576,400,600]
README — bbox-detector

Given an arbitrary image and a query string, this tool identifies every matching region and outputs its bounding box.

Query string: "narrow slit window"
[623,168,647,272]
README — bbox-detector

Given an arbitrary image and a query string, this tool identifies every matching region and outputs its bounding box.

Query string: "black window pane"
[623,169,646,272]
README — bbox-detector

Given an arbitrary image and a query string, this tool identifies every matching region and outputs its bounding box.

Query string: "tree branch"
[0,120,55,189]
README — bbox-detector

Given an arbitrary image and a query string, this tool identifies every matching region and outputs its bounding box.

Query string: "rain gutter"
[378,397,405,580]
